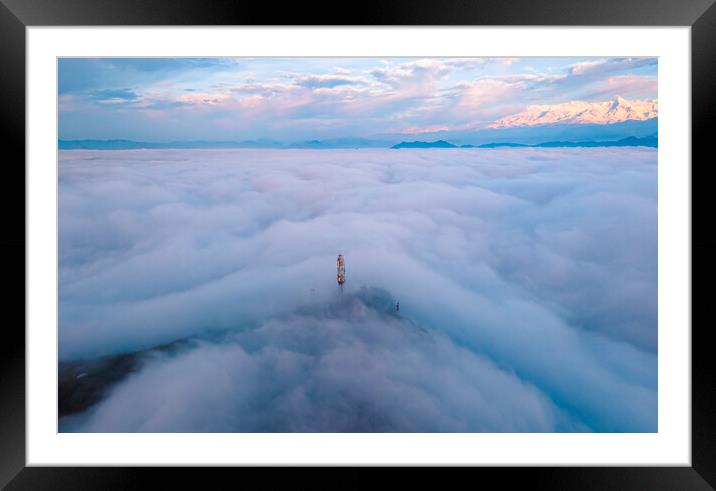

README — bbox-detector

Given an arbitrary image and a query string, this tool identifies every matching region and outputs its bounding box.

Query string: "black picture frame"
[1,0,713,488]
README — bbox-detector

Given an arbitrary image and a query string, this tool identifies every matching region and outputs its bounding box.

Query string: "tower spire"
[337,254,346,294]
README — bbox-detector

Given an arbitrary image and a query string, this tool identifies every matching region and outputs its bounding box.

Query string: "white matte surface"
[27,26,690,466]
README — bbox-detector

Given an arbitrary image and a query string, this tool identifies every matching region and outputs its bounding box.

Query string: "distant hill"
[378,118,658,147]
[393,135,657,149]
[481,135,657,149]
[287,138,388,148]
[60,139,162,150]
[58,139,257,150]
[59,138,390,150]
[391,140,457,149]
[476,142,529,148]
[60,134,657,151]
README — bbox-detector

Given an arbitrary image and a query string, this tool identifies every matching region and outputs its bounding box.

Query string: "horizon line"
[58,134,658,150]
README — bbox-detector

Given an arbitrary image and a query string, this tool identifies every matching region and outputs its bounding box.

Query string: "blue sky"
[58,57,657,142]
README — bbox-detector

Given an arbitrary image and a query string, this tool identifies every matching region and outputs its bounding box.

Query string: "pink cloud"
[58,94,76,111]
[492,57,520,66]
[388,124,450,135]
[457,80,516,110]
[178,92,234,105]
[569,60,605,75]
[588,75,657,99]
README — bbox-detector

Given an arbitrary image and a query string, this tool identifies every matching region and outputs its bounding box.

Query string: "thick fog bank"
[59,147,657,431]
[62,288,579,432]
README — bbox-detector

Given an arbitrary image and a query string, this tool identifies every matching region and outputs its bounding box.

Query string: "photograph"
[57,56,658,433]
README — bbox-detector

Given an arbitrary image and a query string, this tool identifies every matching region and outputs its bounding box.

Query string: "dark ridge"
[60,134,657,151]
[58,336,197,418]
[59,138,393,150]
[391,140,457,149]
[58,286,418,420]
[477,142,530,148]
[478,135,657,148]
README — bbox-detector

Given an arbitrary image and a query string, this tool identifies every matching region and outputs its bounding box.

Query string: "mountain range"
[490,97,658,128]
[61,133,658,151]
[60,113,659,151]
[391,135,657,149]
[58,137,389,150]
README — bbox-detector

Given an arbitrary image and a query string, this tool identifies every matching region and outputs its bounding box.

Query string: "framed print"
[1,0,714,488]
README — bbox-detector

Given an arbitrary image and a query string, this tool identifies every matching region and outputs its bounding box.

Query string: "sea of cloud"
[58,147,657,432]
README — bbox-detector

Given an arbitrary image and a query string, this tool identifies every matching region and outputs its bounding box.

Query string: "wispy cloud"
[58,57,658,141]
[387,124,451,135]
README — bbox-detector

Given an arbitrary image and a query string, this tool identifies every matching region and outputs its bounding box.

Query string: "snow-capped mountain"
[489,96,658,128]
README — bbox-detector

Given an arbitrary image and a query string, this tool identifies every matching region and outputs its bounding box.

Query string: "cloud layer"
[59,147,657,432]
[58,57,658,141]
[64,291,576,432]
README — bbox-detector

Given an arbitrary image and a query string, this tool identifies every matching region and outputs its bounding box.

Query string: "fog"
[59,147,657,432]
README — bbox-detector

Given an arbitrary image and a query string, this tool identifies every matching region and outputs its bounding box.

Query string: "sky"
[59,146,657,432]
[58,57,658,142]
